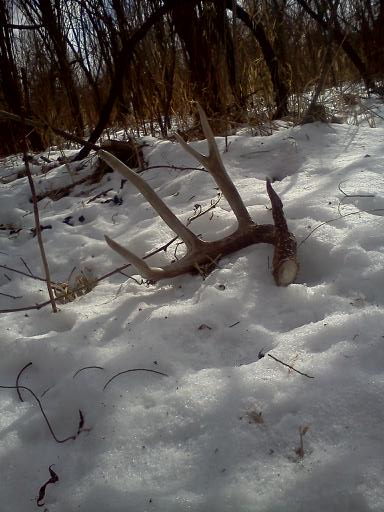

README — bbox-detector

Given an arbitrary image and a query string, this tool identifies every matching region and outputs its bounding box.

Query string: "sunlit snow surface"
[1,101,384,511]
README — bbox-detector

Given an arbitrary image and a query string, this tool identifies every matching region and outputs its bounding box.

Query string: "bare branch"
[0,109,99,151]
[21,110,57,313]
[6,23,43,29]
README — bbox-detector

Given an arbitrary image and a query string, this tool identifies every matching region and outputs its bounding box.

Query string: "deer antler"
[174,104,253,229]
[99,105,298,285]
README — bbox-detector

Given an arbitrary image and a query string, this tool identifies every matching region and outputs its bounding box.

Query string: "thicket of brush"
[1,0,383,158]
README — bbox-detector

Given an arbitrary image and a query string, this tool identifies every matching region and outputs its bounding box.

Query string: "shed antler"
[99,105,298,285]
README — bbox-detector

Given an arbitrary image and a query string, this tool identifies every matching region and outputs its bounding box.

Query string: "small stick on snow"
[296,425,309,459]
[19,257,33,276]
[0,383,87,443]
[0,264,49,283]
[258,350,314,379]
[86,188,114,204]
[138,164,207,175]
[16,361,33,402]
[103,368,169,391]
[73,366,105,379]
[338,181,375,199]
[298,208,384,248]
[0,291,23,299]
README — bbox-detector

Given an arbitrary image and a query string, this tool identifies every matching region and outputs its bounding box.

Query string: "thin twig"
[0,109,99,151]
[258,350,314,378]
[0,264,49,282]
[138,164,207,174]
[298,208,384,248]
[118,271,143,284]
[72,366,105,379]
[21,110,57,313]
[337,181,375,214]
[338,181,375,199]
[16,362,33,402]
[20,257,33,276]
[0,383,85,443]
[40,386,54,398]
[0,291,23,299]
[24,159,57,312]
[0,299,57,314]
[86,188,113,203]
[186,193,222,226]
[267,354,314,379]
[103,368,169,391]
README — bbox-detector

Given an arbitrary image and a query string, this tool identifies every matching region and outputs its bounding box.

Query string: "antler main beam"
[99,105,298,285]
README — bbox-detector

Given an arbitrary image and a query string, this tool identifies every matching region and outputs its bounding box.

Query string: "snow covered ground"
[1,99,384,511]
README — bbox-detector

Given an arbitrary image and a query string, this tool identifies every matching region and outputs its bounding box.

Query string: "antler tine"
[99,150,200,250]
[104,235,165,281]
[174,104,253,229]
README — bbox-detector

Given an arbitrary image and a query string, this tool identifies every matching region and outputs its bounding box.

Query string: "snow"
[1,100,384,511]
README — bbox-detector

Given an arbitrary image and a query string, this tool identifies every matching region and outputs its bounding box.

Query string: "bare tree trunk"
[226,1,290,118]
[0,0,44,153]
[75,0,194,161]
[296,0,374,91]
[36,0,85,135]
[171,1,228,118]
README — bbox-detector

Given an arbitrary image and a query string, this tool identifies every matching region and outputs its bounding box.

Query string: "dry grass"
[53,268,97,304]
[1,1,383,155]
